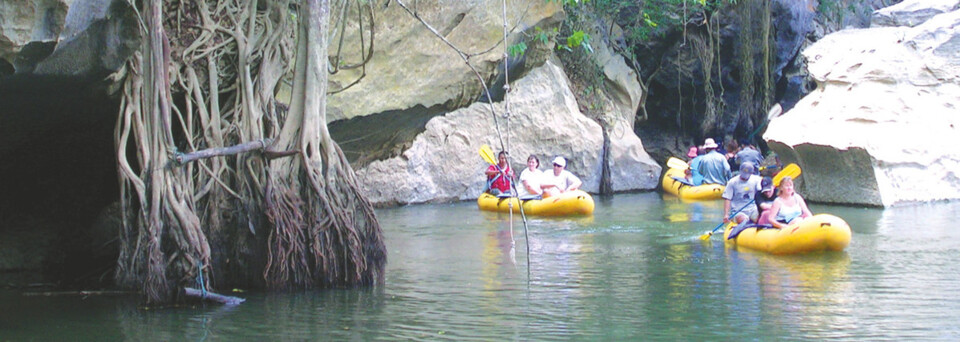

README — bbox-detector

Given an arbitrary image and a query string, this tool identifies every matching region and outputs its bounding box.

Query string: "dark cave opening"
[0,73,120,287]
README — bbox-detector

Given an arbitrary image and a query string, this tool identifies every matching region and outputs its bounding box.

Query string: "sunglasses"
[553,164,562,167]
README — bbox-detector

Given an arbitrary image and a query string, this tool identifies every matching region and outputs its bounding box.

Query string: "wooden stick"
[184,287,245,305]
[175,139,291,164]
[23,290,134,297]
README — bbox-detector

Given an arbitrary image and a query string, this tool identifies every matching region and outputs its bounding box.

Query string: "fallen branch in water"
[184,287,245,305]
[23,290,134,297]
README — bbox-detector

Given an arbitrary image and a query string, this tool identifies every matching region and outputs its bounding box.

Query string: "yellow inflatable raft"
[661,166,725,201]
[477,190,595,216]
[723,214,852,255]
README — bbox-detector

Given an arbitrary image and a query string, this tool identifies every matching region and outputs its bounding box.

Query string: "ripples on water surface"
[2,193,959,340]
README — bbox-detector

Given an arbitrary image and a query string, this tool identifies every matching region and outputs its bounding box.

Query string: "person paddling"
[484,151,514,196]
[722,163,762,237]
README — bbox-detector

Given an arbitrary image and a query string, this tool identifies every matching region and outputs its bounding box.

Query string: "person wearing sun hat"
[541,156,582,198]
[696,138,731,185]
[686,146,699,160]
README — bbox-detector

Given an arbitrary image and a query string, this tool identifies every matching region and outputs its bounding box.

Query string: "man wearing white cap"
[541,156,582,198]
[696,138,731,185]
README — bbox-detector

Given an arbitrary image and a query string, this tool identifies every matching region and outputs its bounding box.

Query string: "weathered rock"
[326,0,564,122]
[764,8,960,206]
[34,0,138,76]
[872,0,959,28]
[356,60,660,205]
[0,0,71,69]
[591,32,661,192]
[593,30,642,126]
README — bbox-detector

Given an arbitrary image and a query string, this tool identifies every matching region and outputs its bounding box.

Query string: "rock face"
[326,0,564,122]
[0,0,136,77]
[34,0,138,76]
[872,0,959,27]
[764,5,960,206]
[591,33,660,192]
[0,0,71,71]
[356,61,660,205]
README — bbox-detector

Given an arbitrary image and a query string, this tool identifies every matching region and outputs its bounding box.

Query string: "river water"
[2,193,959,340]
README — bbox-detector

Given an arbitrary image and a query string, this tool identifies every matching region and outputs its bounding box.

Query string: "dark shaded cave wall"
[632,0,903,163]
[0,73,120,285]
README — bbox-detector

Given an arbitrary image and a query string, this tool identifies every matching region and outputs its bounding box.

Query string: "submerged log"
[184,287,245,305]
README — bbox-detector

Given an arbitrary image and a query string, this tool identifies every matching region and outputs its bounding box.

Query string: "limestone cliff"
[357,60,660,205]
[764,0,960,206]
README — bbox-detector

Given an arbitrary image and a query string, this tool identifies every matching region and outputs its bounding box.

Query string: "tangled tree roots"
[115,0,385,304]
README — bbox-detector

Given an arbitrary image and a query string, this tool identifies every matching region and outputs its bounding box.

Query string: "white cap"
[552,156,566,167]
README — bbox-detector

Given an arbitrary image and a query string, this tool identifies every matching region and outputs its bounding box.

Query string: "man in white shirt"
[542,156,582,198]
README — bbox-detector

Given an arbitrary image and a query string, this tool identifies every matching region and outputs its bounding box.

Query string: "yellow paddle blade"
[773,163,801,186]
[479,145,497,165]
[698,231,714,240]
[667,157,690,170]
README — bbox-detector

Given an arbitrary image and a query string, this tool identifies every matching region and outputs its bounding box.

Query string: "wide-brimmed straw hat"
[703,138,719,149]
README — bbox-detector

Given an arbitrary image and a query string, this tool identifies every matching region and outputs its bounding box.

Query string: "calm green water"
[3,193,960,340]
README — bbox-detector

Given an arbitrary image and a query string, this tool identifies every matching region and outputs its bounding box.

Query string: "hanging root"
[116,0,386,304]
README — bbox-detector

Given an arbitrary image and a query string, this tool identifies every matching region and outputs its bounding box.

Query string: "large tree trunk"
[115,0,386,304]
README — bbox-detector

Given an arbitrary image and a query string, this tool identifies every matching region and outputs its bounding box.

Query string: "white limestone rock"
[593,36,660,192]
[356,60,661,205]
[872,0,960,28]
[765,9,960,206]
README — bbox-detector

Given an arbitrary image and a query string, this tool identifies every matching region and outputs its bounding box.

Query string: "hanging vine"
[735,0,776,138]
[115,0,385,304]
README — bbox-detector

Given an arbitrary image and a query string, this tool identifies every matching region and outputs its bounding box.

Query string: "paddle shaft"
[708,200,756,235]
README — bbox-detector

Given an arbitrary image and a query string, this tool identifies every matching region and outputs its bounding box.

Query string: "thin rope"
[196,263,207,298]
[498,0,530,279]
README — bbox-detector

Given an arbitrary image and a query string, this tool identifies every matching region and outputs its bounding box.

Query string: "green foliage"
[559,30,593,53]
[508,41,528,57]
[535,27,552,45]
[584,0,738,41]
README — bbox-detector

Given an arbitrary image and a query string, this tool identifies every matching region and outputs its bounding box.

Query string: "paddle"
[773,163,800,186]
[698,163,802,240]
[479,144,498,166]
[698,200,755,240]
[666,157,690,170]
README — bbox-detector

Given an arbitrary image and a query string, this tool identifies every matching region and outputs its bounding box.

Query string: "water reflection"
[3,195,960,340]
[481,225,516,293]
[661,194,723,223]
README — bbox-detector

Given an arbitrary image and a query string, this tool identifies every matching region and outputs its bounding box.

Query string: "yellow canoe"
[661,167,724,201]
[477,190,595,216]
[723,214,852,255]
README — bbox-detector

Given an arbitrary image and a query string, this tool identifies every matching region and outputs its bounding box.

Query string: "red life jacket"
[486,164,512,192]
